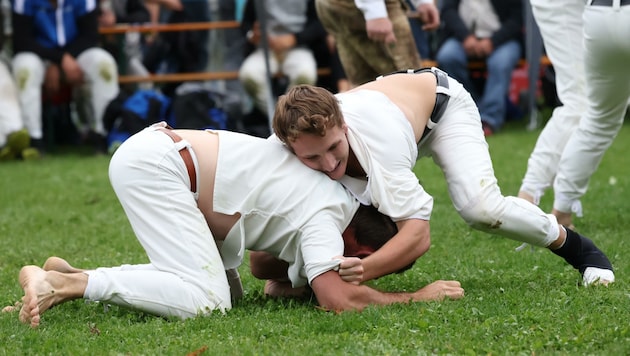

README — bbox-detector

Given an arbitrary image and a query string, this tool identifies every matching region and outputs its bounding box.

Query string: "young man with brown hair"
[272,67,615,287]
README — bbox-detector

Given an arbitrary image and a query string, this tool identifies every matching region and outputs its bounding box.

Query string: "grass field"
[1,118,629,355]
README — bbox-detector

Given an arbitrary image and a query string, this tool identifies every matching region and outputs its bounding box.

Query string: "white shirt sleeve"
[288,214,347,287]
[354,0,388,20]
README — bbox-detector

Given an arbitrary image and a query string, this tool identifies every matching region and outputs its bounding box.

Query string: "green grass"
[1,118,629,355]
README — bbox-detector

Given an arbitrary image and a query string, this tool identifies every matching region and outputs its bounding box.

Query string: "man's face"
[289,124,349,180]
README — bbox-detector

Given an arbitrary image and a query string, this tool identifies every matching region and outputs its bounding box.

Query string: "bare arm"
[311,270,463,312]
[359,218,430,282]
[249,251,289,280]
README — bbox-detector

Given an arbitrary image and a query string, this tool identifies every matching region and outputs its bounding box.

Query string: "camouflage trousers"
[316,0,422,86]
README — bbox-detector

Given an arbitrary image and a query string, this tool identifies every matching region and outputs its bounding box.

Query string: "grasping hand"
[333,256,364,285]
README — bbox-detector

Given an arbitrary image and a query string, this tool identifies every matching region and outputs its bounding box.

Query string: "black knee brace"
[551,227,613,274]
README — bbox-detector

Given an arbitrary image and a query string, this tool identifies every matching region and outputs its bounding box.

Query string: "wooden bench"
[100,22,551,88]
[100,21,336,85]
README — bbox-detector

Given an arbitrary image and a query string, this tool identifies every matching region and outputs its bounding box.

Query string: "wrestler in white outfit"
[553,0,630,214]
[86,126,357,319]
[336,76,560,248]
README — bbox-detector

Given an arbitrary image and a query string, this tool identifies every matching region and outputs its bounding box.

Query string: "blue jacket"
[11,0,99,64]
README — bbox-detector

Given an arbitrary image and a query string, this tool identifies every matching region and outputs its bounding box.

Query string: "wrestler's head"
[343,204,415,274]
[273,85,349,180]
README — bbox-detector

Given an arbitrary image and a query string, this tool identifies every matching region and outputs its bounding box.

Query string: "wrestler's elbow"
[398,219,431,259]
[311,271,366,312]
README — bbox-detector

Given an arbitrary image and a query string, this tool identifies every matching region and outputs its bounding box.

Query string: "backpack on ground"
[103,89,173,152]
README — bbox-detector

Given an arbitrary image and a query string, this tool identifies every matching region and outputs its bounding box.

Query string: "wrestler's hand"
[417,3,440,31]
[365,17,396,44]
[334,256,363,285]
[412,280,465,301]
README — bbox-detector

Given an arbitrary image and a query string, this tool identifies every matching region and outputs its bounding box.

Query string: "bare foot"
[42,256,83,273]
[18,266,58,328]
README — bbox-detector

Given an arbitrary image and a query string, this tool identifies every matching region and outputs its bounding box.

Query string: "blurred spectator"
[98,0,152,82]
[435,0,523,136]
[315,0,440,87]
[143,0,212,97]
[0,9,38,160]
[238,0,326,116]
[11,0,120,153]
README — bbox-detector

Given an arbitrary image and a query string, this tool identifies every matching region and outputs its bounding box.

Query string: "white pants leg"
[85,127,231,319]
[239,49,279,113]
[281,47,317,87]
[0,62,23,147]
[11,52,45,140]
[553,3,630,213]
[423,78,558,247]
[75,48,119,136]
[520,0,586,202]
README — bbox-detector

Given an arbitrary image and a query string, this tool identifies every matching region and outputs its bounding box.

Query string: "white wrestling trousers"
[85,127,231,319]
[421,78,559,247]
[239,47,317,113]
[11,48,119,140]
[519,0,586,204]
[0,62,22,147]
[553,2,630,213]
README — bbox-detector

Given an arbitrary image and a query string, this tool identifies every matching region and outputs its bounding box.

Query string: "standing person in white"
[518,0,587,221]
[551,0,630,227]
[15,123,464,328]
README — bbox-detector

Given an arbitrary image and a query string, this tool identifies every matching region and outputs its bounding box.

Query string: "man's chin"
[326,171,344,180]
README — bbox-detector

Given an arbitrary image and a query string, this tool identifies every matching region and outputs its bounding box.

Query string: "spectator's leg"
[239,49,279,114]
[477,40,522,131]
[11,52,45,150]
[282,48,318,87]
[435,38,476,98]
[76,48,119,138]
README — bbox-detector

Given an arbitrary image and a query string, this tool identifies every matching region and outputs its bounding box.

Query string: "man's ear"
[342,226,375,258]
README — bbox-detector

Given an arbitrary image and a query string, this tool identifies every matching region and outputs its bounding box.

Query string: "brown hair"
[272,85,344,145]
